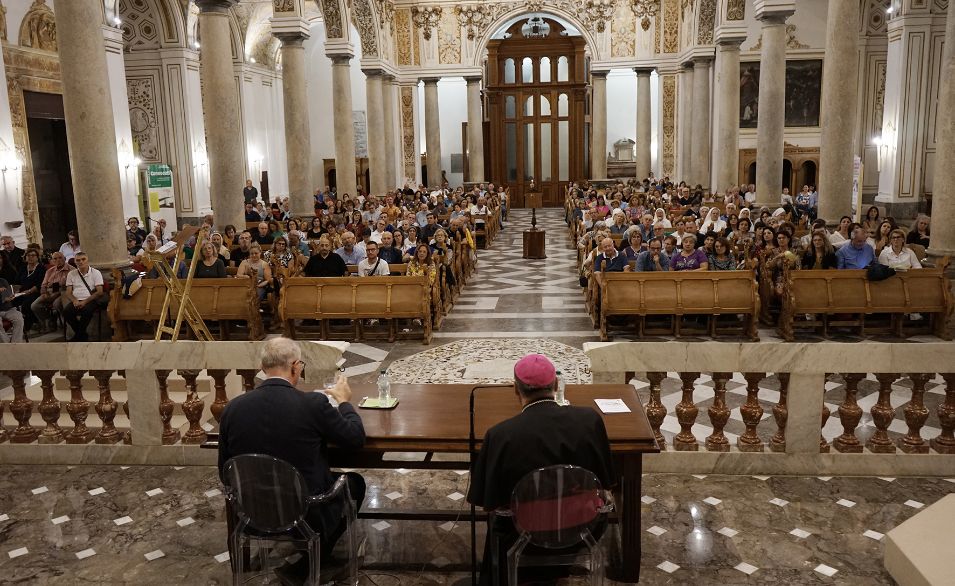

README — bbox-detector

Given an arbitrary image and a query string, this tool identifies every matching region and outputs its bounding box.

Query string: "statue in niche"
[20,0,57,52]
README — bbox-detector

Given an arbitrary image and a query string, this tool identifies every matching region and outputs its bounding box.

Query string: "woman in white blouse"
[699,207,727,236]
[878,229,922,270]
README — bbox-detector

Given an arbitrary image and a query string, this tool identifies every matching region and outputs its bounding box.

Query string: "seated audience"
[594,237,628,273]
[879,229,922,270]
[334,231,366,265]
[634,239,670,272]
[14,248,45,331]
[906,215,930,248]
[236,244,272,301]
[671,235,709,271]
[211,232,231,262]
[406,243,437,286]
[32,251,71,331]
[707,238,736,271]
[837,226,876,269]
[194,242,227,278]
[378,231,403,265]
[621,232,646,259]
[230,231,254,267]
[0,273,24,343]
[252,222,273,245]
[126,217,147,246]
[801,230,838,270]
[244,202,260,221]
[59,230,82,261]
[303,237,347,277]
[357,241,390,276]
[63,252,104,342]
[1,235,25,275]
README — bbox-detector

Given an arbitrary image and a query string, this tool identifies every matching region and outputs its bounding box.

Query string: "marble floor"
[2,464,953,584]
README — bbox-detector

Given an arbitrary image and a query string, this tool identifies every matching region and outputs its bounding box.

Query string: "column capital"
[272,15,310,43]
[275,33,308,48]
[693,56,715,67]
[464,75,483,84]
[328,53,353,66]
[681,60,696,70]
[633,67,656,76]
[362,68,384,78]
[421,76,442,85]
[194,0,238,14]
[591,70,610,79]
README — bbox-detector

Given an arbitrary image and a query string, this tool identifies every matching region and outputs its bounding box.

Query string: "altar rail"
[0,341,346,465]
[584,341,955,477]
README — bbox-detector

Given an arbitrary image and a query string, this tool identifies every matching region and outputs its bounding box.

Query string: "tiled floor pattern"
[1,465,953,584]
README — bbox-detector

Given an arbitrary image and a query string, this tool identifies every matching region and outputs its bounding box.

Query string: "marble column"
[54,0,127,267]
[422,78,443,188]
[196,0,245,229]
[715,38,743,192]
[330,55,357,199]
[364,70,387,196]
[754,12,791,206]
[691,57,713,187]
[634,68,653,180]
[679,62,695,180]
[277,33,312,215]
[382,75,398,190]
[591,71,608,179]
[927,7,955,262]
[817,0,860,222]
[466,76,486,183]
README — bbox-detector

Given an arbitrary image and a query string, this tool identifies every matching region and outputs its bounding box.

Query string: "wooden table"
[336,383,659,583]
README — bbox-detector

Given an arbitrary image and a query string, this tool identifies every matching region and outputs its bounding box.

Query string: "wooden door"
[486,18,587,207]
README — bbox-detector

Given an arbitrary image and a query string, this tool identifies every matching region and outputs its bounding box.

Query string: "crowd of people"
[1,181,508,342]
[571,179,931,291]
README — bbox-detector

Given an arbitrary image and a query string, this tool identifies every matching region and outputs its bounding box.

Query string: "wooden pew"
[346,263,408,276]
[776,259,953,341]
[278,276,433,343]
[597,271,760,341]
[108,276,263,341]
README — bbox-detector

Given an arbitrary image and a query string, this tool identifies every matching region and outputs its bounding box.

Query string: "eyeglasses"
[891,236,904,240]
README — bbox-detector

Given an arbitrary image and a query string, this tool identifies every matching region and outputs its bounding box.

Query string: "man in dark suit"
[218,337,365,584]
[468,354,614,584]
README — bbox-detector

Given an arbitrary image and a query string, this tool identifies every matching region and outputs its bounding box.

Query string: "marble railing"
[0,341,347,465]
[585,341,955,477]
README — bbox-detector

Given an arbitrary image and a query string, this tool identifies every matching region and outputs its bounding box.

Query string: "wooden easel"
[146,224,214,342]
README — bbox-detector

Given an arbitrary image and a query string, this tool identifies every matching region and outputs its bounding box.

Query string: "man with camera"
[31,251,71,332]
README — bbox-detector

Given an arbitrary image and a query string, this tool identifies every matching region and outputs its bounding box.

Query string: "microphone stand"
[464,383,513,586]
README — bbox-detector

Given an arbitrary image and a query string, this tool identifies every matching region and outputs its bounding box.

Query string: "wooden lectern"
[522,192,546,259]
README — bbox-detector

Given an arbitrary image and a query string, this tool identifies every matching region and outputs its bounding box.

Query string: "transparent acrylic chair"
[222,453,359,585]
[490,465,613,586]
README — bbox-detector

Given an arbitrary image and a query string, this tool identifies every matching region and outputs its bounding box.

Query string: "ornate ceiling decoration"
[726,0,744,20]
[352,0,378,56]
[578,0,616,33]
[696,0,715,45]
[374,0,395,29]
[631,0,659,31]
[454,4,510,41]
[411,5,442,40]
[272,0,293,12]
[19,0,57,52]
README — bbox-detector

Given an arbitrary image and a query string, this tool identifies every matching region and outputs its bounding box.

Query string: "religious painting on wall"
[739,59,823,128]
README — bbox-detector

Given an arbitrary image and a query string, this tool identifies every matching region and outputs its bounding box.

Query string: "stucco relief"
[611,2,635,57]
[662,0,678,53]
[631,0,659,31]
[578,0,616,33]
[865,0,889,35]
[395,8,412,65]
[726,0,744,20]
[19,0,57,52]
[750,24,809,51]
[400,86,416,180]
[872,61,886,137]
[273,0,294,12]
[126,77,161,162]
[353,0,379,57]
[411,5,441,41]
[0,1,7,42]
[119,0,161,52]
[318,0,343,38]
[696,0,715,45]
[436,8,460,64]
[455,4,509,41]
[662,74,676,177]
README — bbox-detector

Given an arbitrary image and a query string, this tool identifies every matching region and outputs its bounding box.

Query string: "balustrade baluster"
[820,378,832,453]
[5,370,38,443]
[898,373,930,454]
[705,372,732,452]
[90,370,121,444]
[119,371,131,444]
[931,374,955,454]
[738,372,765,452]
[0,400,6,443]
[645,372,667,450]
[866,373,898,453]
[236,369,258,393]
[178,370,206,444]
[156,370,179,445]
[208,369,230,423]
[35,370,63,444]
[674,372,700,451]
[770,373,790,452]
[64,370,93,444]
[833,373,865,453]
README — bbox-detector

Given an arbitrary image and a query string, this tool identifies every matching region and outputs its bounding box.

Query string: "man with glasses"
[218,337,366,585]
[32,251,71,332]
[63,252,104,341]
[0,235,25,274]
[633,239,671,272]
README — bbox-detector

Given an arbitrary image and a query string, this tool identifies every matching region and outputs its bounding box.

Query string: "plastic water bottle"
[556,371,568,406]
[377,370,391,405]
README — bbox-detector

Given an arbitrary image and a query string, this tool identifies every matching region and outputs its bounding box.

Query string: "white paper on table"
[594,399,631,413]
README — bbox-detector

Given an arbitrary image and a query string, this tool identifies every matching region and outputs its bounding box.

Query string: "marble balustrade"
[0,341,347,465]
[585,341,955,477]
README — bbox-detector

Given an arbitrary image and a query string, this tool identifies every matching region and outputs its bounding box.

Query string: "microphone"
[466,383,513,586]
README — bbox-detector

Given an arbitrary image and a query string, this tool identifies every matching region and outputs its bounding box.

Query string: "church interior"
[1,0,955,584]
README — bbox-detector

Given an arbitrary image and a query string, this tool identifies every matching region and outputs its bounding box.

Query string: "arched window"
[557,56,569,82]
[504,59,516,84]
[558,93,569,117]
[505,95,516,118]
[540,95,551,116]
[522,57,534,83]
[524,96,534,117]
[539,57,552,83]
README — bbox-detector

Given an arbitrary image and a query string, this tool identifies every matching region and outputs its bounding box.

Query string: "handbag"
[866,262,896,282]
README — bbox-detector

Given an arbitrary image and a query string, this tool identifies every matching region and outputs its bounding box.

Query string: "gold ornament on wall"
[454,4,508,41]
[411,6,442,41]
[19,0,57,52]
[0,1,7,42]
[726,0,745,20]
[750,24,809,51]
[631,0,659,31]
[272,0,294,12]
[579,0,616,33]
